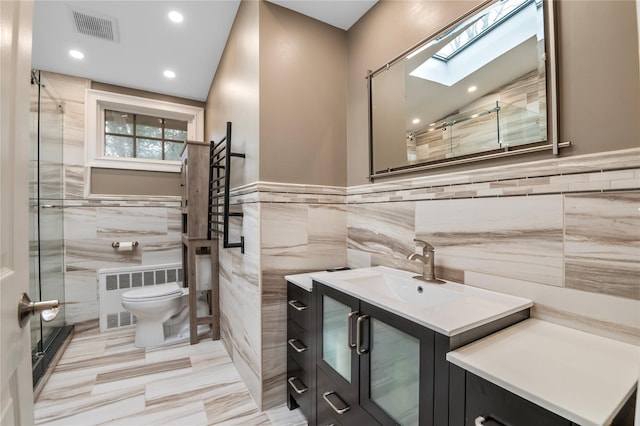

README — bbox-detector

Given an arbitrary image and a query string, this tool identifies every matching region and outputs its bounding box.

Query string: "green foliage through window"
[104,110,187,161]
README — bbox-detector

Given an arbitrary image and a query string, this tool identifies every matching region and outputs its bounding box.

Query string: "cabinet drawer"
[287,320,311,371]
[287,356,311,421]
[287,282,311,329]
[465,372,571,426]
[316,365,379,426]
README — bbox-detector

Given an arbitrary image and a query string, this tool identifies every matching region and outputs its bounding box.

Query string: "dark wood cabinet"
[286,281,315,424]
[314,282,529,426]
[450,365,636,426]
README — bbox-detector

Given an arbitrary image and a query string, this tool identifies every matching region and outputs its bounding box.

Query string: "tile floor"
[34,322,307,426]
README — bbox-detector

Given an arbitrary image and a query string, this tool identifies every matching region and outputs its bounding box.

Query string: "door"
[1,1,36,424]
[359,301,435,426]
[315,284,379,425]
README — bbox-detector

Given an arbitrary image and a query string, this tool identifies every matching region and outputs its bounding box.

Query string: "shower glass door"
[29,70,66,376]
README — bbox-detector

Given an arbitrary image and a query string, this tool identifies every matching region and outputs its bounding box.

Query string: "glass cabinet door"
[322,294,352,381]
[360,301,435,426]
[369,317,420,426]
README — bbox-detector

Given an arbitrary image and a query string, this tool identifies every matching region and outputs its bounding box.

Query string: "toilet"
[121,282,209,348]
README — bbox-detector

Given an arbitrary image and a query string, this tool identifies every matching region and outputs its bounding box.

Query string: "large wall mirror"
[368,0,568,180]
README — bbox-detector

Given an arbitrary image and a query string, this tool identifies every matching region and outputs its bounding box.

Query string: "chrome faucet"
[408,239,445,284]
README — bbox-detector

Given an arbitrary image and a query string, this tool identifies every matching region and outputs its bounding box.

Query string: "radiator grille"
[98,263,182,332]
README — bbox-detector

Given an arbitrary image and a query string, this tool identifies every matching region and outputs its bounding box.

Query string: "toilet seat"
[122,282,184,302]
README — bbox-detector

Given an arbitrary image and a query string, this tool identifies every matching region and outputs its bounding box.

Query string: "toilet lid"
[121,282,183,301]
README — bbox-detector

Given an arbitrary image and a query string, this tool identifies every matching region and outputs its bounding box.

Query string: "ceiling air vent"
[70,8,119,42]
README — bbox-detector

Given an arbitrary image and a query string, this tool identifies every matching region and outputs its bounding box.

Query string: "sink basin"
[342,273,461,309]
[310,266,533,336]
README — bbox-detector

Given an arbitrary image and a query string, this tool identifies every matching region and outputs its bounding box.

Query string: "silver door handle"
[347,311,359,349]
[475,416,486,426]
[356,314,369,355]
[18,293,59,328]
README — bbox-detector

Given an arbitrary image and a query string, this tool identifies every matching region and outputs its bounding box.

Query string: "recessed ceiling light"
[69,49,84,59]
[471,113,479,118]
[468,85,477,93]
[164,70,176,79]
[168,11,183,23]
[412,118,420,124]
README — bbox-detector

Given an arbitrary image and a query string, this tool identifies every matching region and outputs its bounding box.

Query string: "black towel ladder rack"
[208,121,245,253]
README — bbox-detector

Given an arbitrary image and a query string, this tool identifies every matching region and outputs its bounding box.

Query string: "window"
[104,110,187,161]
[86,89,204,173]
[434,0,535,61]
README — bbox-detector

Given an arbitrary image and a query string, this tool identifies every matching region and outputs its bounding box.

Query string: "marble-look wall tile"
[61,100,86,166]
[64,166,86,200]
[564,192,640,300]
[218,202,262,408]
[259,202,347,409]
[64,207,97,240]
[348,202,415,260]
[96,207,168,238]
[308,204,347,251]
[415,195,564,286]
[465,271,640,345]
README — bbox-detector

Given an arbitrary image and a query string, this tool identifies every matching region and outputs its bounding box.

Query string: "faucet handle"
[413,239,434,253]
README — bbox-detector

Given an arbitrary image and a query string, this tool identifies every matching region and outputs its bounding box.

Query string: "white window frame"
[85,89,204,173]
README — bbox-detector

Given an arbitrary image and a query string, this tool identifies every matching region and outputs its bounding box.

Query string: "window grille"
[104,109,188,161]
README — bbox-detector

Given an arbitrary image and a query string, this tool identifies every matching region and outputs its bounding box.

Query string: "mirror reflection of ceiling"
[405,0,543,132]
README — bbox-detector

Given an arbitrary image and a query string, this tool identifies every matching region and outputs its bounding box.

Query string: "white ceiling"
[32,1,377,102]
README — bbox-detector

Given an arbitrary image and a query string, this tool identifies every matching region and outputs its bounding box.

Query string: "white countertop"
[309,266,533,337]
[447,319,640,426]
[284,271,322,292]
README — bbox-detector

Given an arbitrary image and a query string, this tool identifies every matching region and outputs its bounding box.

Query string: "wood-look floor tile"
[35,324,307,426]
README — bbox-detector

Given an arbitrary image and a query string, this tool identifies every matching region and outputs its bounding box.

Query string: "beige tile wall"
[222,148,639,412]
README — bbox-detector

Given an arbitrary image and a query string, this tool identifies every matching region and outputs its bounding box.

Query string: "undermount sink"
[310,266,533,336]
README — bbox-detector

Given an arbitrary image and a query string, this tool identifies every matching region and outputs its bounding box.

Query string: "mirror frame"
[367,0,569,181]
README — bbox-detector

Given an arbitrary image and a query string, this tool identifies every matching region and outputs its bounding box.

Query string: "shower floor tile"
[34,323,307,426]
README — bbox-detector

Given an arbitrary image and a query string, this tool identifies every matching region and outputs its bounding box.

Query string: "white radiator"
[98,263,182,332]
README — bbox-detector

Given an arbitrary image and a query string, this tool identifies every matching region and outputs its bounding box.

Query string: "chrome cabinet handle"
[322,391,350,415]
[356,315,369,355]
[347,311,359,349]
[288,300,307,311]
[287,338,307,353]
[287,377,308,394]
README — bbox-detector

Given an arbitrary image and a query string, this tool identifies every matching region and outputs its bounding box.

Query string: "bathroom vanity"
[286,267,533,425]
[286,267,639,425]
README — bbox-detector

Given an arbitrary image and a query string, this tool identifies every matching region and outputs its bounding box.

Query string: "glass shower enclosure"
[29,70,72,389]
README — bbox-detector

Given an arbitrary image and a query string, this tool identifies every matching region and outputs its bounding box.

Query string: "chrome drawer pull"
[287,377,308,394]
[287,338,308,353]
[322,391,350,415]
[288,300,307,311]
